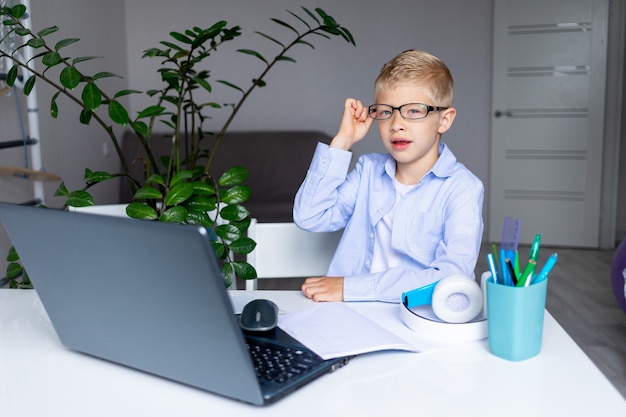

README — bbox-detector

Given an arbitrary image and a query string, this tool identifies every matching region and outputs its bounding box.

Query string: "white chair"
[245,219,342,291]
[68,204,129,217]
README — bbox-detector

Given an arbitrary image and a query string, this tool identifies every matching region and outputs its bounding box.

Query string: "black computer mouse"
[239,299,279,332]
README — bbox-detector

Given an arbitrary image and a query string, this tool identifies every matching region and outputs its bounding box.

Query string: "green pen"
[517,259,536,287]
[529,234,541,262]
[513,250,520,277]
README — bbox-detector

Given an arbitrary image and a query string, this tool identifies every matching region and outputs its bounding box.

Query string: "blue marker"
[534,253,558,284]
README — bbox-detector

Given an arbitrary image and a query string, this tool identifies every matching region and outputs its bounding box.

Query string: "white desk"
[1,289,624,416]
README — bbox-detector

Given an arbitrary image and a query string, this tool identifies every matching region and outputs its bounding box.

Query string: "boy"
[293,49,484,303]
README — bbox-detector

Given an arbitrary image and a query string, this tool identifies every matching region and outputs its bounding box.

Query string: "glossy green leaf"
[79,108,92,125]
[6,262,22,279]
[15,28,31,36]
[137,105,165,119]
[130,120,148,137]
[237,49,268,64]
[287,10,311,30]
[160,205,188,223]
[146,174,165,185]
[219,204,249,222]
[192,76,211,93]
[160,40,184,52]
[60,66,81,89]
[50,92,60,118]
[54,181,69,197]
[108,99,129,126]
[170,31,193,44]
[215,223,241,243]
[54,38,79,51]
[254,31,284,48]
[37,26,59,37]
[185,196,217,213]
[72,56,102,64]
[191,181,216,196]
[10,4,26,18]
[221,185,251,205]
[212,240,227,259]
[6,65,18,86]
[302,6,320,24]
[229,237,256,255]
[134,186,163,200]
[170,170,193,188]
[218,166,248,187]
[23,75,36,95]
[164,182,194,206]
[270,18,299,36]
[220,263,234,288]
[84,169,114,183]
[26,38,45,48]
[65,190,95,207]
[82,82,102,111]
[216,80,244,93]
[295,39,315,49]
[123,202,156,220]
[41,51,62,67]
[185,211,213,228]
[232,261,257,279]
[6,246,19,262]
[230,217,251,233]
[113,89,142,99]
[93,71,121,80]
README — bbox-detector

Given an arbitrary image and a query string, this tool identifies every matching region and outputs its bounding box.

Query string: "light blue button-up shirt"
[293,142,484,303]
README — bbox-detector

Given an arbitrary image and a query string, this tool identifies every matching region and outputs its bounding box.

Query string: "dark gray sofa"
[120,130,331,222]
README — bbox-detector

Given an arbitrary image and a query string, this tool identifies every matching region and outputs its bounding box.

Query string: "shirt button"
[377,208,383,213]
[369,233,374,239]
[365,260,371,268]
[321,157,328,164]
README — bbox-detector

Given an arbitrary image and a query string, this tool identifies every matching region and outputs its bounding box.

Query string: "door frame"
[600,0,625,248]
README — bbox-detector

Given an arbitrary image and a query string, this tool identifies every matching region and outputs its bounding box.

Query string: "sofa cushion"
[120,130,331,222]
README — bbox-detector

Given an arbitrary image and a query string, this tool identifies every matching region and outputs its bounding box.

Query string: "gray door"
[489,0,609,247]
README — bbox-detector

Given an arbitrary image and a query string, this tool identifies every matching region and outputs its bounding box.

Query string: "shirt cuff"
[310,142,351,179]
[343,274,377,302]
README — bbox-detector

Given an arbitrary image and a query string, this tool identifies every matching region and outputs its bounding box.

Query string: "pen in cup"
[534,253,558,284]
[517,259,536,287]
[487,253,499,284]
[529,234,541,262]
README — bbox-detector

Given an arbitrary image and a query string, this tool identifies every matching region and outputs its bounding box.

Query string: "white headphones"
[401,274,484,323]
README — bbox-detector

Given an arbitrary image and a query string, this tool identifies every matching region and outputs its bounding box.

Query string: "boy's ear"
[437,107,456,134]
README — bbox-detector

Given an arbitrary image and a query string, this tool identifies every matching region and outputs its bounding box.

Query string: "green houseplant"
[0,4,354,288]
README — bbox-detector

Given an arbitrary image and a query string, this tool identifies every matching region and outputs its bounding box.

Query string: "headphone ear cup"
[431,275,483,323]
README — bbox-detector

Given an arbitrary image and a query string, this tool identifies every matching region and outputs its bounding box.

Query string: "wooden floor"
[251,244,626,399]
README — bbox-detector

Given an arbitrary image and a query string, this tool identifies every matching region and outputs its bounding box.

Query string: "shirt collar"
[382,142,458,180]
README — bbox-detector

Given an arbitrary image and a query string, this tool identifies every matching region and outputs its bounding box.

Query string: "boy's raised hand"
[330,98,374,151]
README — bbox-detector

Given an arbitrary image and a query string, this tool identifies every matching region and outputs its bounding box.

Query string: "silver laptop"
[0,203,348,405]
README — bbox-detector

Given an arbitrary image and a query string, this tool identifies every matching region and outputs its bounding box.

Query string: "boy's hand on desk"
[301,277,344,302]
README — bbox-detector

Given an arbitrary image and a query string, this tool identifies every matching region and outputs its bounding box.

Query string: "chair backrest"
[68,204,129,217]
[245,219,342,291]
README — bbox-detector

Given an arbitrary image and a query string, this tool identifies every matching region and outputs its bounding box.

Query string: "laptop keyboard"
[246,338,324,384]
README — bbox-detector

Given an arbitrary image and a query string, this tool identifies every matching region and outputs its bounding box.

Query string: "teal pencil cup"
[486,276,548,361]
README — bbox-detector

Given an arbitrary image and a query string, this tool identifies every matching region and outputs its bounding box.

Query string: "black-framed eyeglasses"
[368,103,449,120]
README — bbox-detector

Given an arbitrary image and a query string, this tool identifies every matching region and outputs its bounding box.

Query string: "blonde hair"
[374,49,454,107]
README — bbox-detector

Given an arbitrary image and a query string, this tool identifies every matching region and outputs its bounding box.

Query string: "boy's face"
[374,84,456,183]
